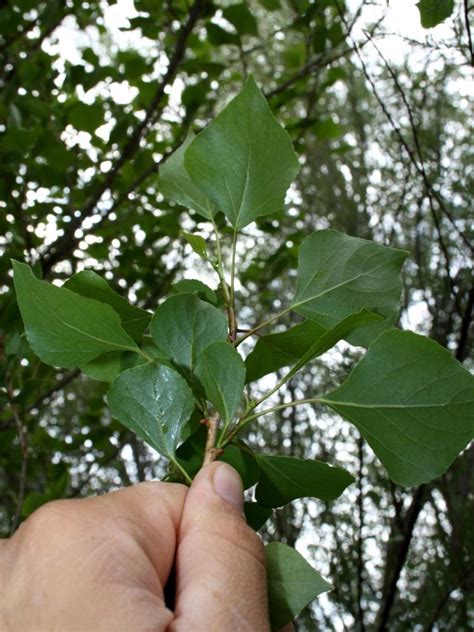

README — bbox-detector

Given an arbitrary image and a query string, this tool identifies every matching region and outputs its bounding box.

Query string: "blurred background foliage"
[0,0,473,629]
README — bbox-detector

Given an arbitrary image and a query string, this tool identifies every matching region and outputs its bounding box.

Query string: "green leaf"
[223,3,259,36]
[244,502,272,531]
[292,230,408,346]
[284,311,383,384]
[266,542,331,630]
[13,261,138,369]
[245,319,328,383]
[175,424,208,479]
[255,454,354,507]
[314,118,344,140]
[80,351,124,382]
[68,101,104,134]
[417,0,454,28]
[219,444,259,489]
[246,311,381,384]
[321,329,474,487]
[181,231,209,259]
[107,363,194,459]
[21,491,49,518]
[206,23,240,46]
[160,131,215,219]
[257,0,281,10]
[64,270,151,342]
[172,279,217,305]
[150,294,228,373]
[80,349,141,382]
[195,341,245,425]
[184,77,300,229]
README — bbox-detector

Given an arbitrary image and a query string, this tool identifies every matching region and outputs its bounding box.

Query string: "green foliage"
[266,542,331,630]
[107,363,194,467]
[321,329,474,486]
[64,270,151,342]
[293,230,408,346]
[160,131,215,219]
[220,444,260,489]
[8,70,474,626]
[244,502,272,531]
[150,293,228,373]
[255,455,354,506]
[195,341,245,426]
[12,261,138,369]
[222,3,259,36]
[171,279,217,304]
[180,231,209,260]
[184,77,300,229]
[417,0,454,28]
[245,319,327,383]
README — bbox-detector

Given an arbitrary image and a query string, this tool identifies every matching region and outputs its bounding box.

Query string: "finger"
[4,482,187,631]
[88,481,187,587]
[279,623,295,632]
[171,462,270,631]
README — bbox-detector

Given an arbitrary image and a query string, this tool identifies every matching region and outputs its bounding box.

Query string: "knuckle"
[22,498,75,536]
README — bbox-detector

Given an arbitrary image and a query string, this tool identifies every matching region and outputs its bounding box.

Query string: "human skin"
[0,462,292,632]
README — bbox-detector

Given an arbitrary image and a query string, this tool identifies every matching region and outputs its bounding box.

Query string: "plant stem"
[202,415,223,465]
[211,216,237,340]
[234,305,293,346]
[170,457,193,484]
[229,228,238,341]
[137,348,154,363]
[247,370,294,417]
[221,397,322,447]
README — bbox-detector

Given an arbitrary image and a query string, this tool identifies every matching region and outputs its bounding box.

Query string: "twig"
[1,369,80,428]
[201,416,223,465]
[334,7,466,314]
[7,379,29,535]
[376,485,427,631]
[463,0,474,67]
[229,229,238,341]
[455,285,474,362]
[366,35,472,257]
[357,437,366,632]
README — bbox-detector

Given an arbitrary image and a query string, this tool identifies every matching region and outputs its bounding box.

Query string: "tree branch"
[7,378,29,535]
[376,485,427,631]
[463,0,474,67]
[455,285,474,362]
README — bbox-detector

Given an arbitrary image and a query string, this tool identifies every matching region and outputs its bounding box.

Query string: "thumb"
[171,462,270,631]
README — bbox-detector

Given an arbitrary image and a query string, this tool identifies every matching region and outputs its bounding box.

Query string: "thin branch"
[266,47,353,99]
[234,305,292,346]
[455,285,474,361]
[7,378,29,535]
[202,416,222,465]
[334,8,465,314]
[357,437,366,632]
[367,35,472,257]
[376,485,427,631]
[222,397,322,447]
[229,229,238,341]
[1,369,80,429]
[463,0,474,66]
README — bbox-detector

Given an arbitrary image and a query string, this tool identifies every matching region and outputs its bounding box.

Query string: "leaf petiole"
[170,457,193,485]
[234,305,293,346]
[221,398,323,448]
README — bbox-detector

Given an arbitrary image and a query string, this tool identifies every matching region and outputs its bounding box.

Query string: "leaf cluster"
[11,77,474,627]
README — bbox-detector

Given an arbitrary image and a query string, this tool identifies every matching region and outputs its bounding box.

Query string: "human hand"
[0,462,272,631]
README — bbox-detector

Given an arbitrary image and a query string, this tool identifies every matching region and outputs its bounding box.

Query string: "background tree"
[1,0,472,629]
